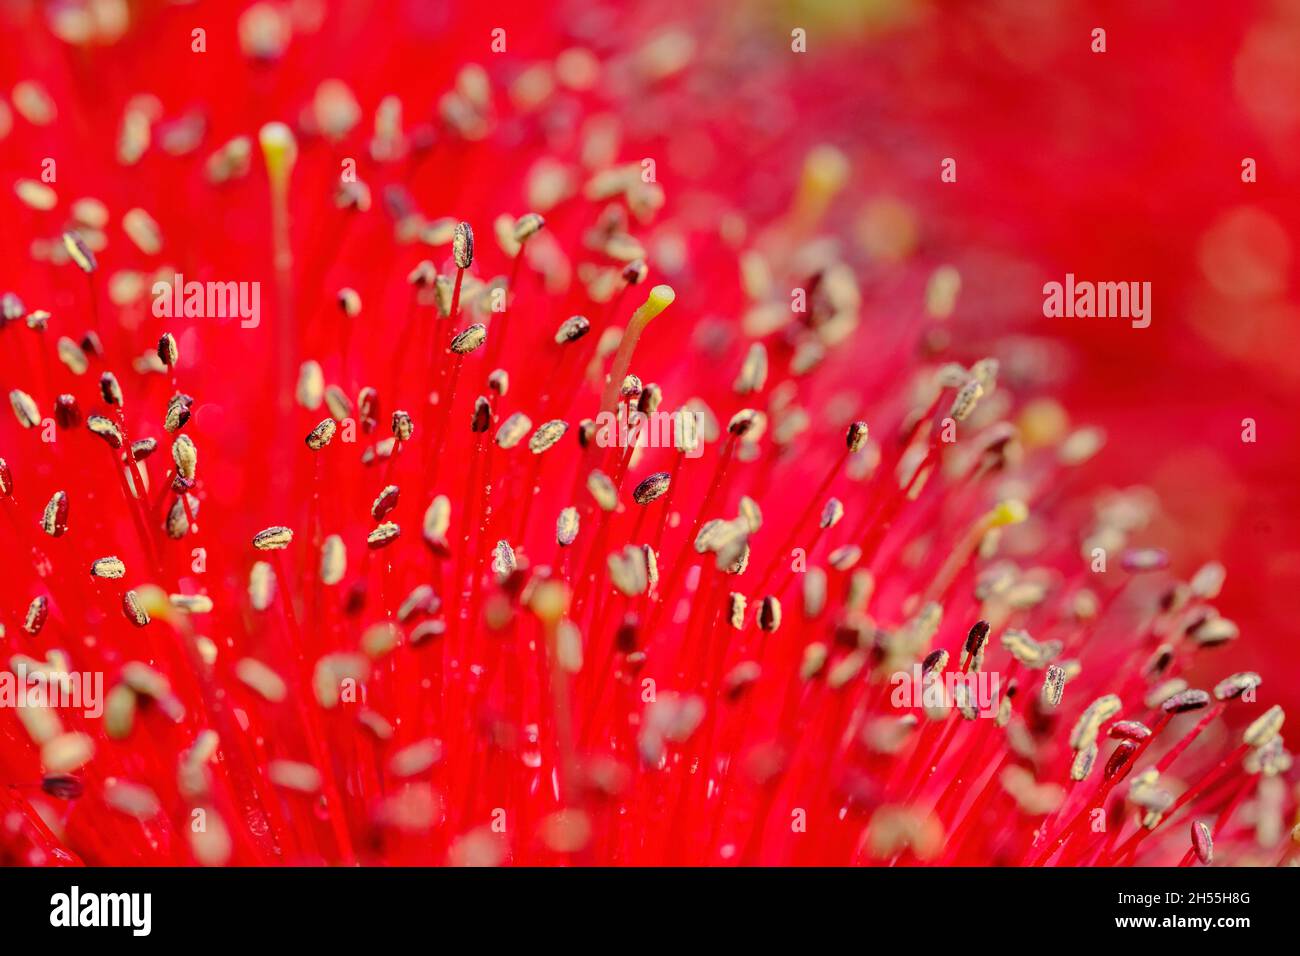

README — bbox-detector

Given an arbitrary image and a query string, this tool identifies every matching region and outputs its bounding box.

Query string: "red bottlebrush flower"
[0,2,1295,871]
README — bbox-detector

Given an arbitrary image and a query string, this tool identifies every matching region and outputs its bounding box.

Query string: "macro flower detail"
[0,2,1293,877]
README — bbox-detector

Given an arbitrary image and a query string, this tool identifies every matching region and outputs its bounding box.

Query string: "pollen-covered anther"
[409,620,448,648]
[726,592,747,630]
[57,338,88,375]
[827,650,867,692]
[252,526,294,551]
[964,620,991,658]
[90,556,126,579]
[513,212,546,243]
[41,774,82,800]
[1161,688,1212,714]
[492,540,517,583]
[122,207,162,255]
[452,221,474,269]
[170,593,214,614]
[632,471,671,506]
[295,361,324,410]
[172,434,198,479]
[267,761,322,795]
[433,276,455,316]
[827,545,862,572]
[1105,741,1139,781]
[155,332,179,368]
[368,522,401,550]
[1243,705,1284,749]
[423,496,451,555]
[1070,741,1099,781]
[337,287,362,317]
[305,418,337,450]
[9,389,40,428]
[122,590,151,627]
[321,387,348,421]
[391,410,414,442]
[608,546,649,596]
[818,497,845,530]
[389,739,444,779]
[24,596,50,635]
[361,439,395,467]
[554,315,591,344]
[99,371,124,406]
[587,470,618,511]
[1190,561,1227,600]
[734,496,763,535]
[1069,693,1123,749]
[471,396,492,433]
[15,179,57,210]
[842,421,873,455]
[1041,663,1067,709]
[1146,678,1189,710]
[396,585,440,624]
[727,408,766,439]
[24,309,50,332]
[1,293,26,324]
[948,380,983,422]
[916,651,945,679]
[42,491,69,537]
[1108,720,1152,741]
[450,323,487,354]
[1213,671,1262,701]
[0,458,12,497]
[622,259,649,285]
[1191,821,1213,865]
[42,733,95,775]
[758,595,782,632]
[734,342,769,394]
[556,507,580,547]
[1188,615,1239,647]
[969,357,999,393]
[62,231,98,273]
[407,260,437,288]
[164,393,193,433]
[52,394,81,430]
[166,495,199,539]
[529,419,568,453]
[358,387,380,432]
[248,561,276,611]
[320,535,347,585]
[496,412,532,449]
[372,485,400,521]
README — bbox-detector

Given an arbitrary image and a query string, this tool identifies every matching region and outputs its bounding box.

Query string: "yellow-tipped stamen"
[599,284,674,414]
[925,499,1028,603]
[259,121,300,480]
[791,144,849,229]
